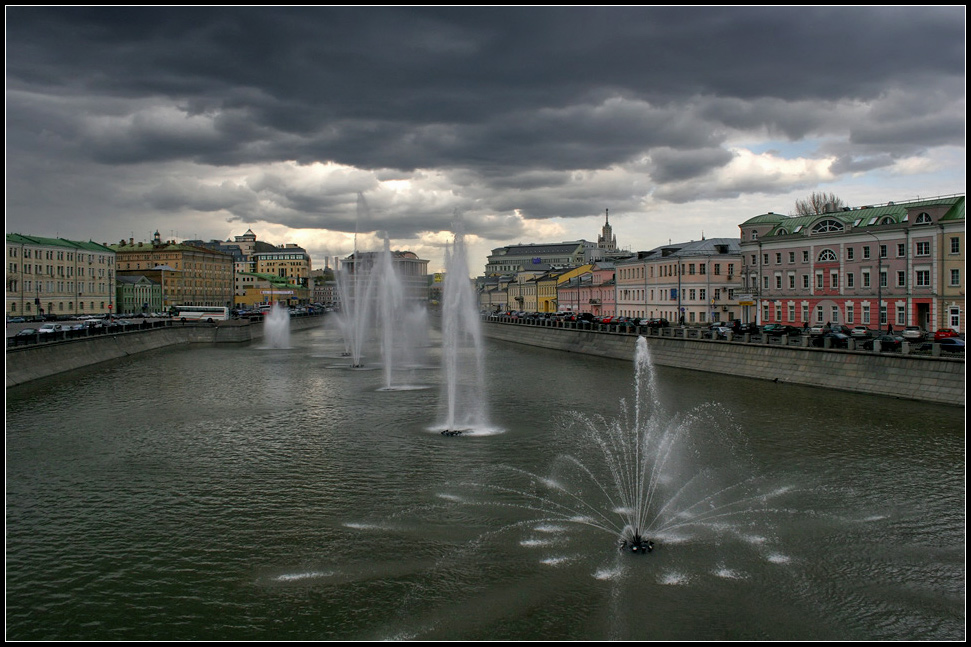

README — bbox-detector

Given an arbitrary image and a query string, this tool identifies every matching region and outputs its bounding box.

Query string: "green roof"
[6,233,115,252]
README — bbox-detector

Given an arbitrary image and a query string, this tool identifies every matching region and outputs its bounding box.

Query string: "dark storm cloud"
[5,6,965,243]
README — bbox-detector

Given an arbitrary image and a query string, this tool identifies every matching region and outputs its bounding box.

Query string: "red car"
[934,328,959,342]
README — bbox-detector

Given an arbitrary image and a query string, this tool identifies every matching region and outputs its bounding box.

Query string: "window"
[817,249,838,262]
[916,241,930,256]
[714,264,721,275]
[816,272,824,289]
[812,219,844,234]
[816,306,824,323]
[863,304,870,324]
[763,253,769,265]
[897,306,906,325]
[699,289,706,301]
[802,250,810,262]
[880,305,887,326]
[803,274,810,289]
[863,246,871,259]
[951,237,960,254]
[846,247,854,260]
[897,243,905,257]
[862,270,871,288]
[846,273,854,288]
[775,305,782,321]
[751,254,757,265]
[788,304,795,321]
[788,252,795,263]
[775,253,781,265]
[880,271,887,288]
[916,270,930,287]
[832,306,839,323]
[763,276,770,289]
[788,274,795,289]
[763,304,770,321]
[802,305,809,323]
[897,271,906,287]
[915,212,932,225]
[689,289,696,300]
[775,275,782,289]
[688,264,695,275]
[846,305,854,324]
[751,230,758,240]
[951,269,961,286]
[830,271,838,289]
[879,245,887,258]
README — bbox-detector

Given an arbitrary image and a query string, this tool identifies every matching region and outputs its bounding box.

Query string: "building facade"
[116,275,162,315]
[738,195,965,332]
[111,232,234,309]
[614,238,743,323]
[340,250,430,305]
[6,234,116,318]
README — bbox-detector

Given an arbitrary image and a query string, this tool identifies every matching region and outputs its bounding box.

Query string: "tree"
[792,191,847,216]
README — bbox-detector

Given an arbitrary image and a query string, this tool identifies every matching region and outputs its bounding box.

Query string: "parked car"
[937,338,965,354]
[15,327,39,336]
[37,323,64,334]
[811,332,851,348]
[917,338,965,354]
[731,321,759,335]
[901,326,925,341]
[710,326,733,340]
[861,335,904,351]
[934,328,960,342]
[761,324,798,337]
[645,318,670,329]
[6,316,26,323]
[850,325,873,338]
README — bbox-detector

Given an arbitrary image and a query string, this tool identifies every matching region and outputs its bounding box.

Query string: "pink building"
[738,195,965,332]
[556,262,616,315]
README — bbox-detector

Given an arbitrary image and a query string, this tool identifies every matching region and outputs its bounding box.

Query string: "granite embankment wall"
[5,316,323,388]
[481,322,965,406]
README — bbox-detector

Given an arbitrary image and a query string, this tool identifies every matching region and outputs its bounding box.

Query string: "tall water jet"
[334,193,377,368]
[437,222,489,434]
[374,232,408,390]
[263,302,291,349]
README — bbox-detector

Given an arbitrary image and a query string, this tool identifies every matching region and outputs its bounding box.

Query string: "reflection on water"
[5,323,965,640]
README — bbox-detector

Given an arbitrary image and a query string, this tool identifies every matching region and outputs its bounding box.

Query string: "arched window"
[811,219,844,234]
[880,217,895,225]
[817,249,838,262]
[915,212,932,225]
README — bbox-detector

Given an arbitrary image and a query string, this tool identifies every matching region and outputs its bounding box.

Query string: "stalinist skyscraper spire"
[598,208,617,251]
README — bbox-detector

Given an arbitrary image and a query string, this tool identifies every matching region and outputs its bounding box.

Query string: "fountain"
[331,194,430,388]
[470,336,782,552]
[436,223,490,435]
[262,302,291,349]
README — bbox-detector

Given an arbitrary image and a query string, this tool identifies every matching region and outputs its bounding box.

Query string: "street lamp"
[864,230,883,331]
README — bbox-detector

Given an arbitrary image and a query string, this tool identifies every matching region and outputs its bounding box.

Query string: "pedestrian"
[887,322,893,334]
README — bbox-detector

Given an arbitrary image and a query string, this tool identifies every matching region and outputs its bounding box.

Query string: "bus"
[173,306,230,322]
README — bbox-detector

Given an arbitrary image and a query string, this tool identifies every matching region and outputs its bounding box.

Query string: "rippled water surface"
[6,321,965,640]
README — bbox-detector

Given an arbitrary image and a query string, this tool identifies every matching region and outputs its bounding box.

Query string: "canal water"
[5,321,965,640]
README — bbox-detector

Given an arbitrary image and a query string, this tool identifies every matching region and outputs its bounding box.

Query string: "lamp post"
[864,230,882,330]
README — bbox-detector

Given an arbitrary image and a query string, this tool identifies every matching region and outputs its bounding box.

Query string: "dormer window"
[811,219,844,234]
[915,212,932,225]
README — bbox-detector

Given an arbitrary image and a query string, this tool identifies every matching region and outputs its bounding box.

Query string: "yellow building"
[111,232,234,309]
[235,272,309,308]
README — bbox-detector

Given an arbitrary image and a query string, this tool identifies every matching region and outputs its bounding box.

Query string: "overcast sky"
[6,7,966,274]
